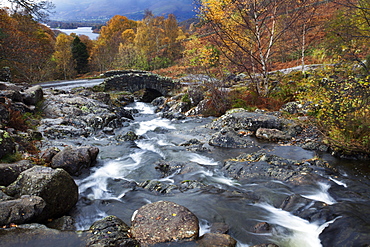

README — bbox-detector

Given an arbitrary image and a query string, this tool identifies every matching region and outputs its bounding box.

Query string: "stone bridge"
[102,70,177,97]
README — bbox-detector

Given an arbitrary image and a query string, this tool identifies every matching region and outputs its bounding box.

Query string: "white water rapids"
[71,101,344,247]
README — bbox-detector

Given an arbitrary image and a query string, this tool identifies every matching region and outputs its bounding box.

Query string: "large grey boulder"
[22,85,43,106]
[0,195,46,225]
[207,108,302,138]
[209,127,255,148]
[5,166,78,220]
[221,151,332,183]
[130,201,199,245]
[50,146,99,176]
[255,128,292,141]
[0,160,35,186]
[86,215,138,247]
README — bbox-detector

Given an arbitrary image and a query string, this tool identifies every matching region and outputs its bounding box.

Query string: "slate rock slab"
[0,195,45,225]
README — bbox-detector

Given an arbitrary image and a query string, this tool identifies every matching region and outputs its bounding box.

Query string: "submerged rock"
[197,233,237,247]
[319,201,370,247]
[130,201,199,245]
[253,222,271,233]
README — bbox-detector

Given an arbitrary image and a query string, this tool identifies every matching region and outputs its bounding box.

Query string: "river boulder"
[0,89,23,102]
[0,130,15,160]
[207,108,302,139]
[319,201,370,247]
[86,215,138,247]
[209,127,255,148]
[130,201,199,245]
[46,216,76,231]
[0,160,35,186]
[0,195,46,225]
[5,166,78,221]
[22,85,43,106]
[40,91,134,138]
[197,233,237,247]
[222,151,334,183]
[50,146,99,176]
[255,128,292,141]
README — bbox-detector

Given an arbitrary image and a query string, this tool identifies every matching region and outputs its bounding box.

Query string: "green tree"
[72,36,89,74]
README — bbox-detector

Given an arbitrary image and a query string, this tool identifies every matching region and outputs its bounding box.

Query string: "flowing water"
[26,77,370,246]
[53,101,369,247]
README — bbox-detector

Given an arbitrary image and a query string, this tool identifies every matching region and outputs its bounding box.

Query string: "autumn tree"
[183,35,220,73]
[117,29,139,69]
[198,0,317,96]
[164,14,184,61]
[89,15,137,72]
[325,0,370,72]
[53,33,75,80]
[134,11,186,70]
[0,10,55,82]
[134,11,165,69]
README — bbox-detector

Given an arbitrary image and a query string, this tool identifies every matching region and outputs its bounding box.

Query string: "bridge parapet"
[102,70,177,96]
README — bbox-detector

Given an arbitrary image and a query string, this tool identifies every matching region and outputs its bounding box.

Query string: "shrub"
[296,66,370,154]
[228,87,285,112]
[7,108,29,131]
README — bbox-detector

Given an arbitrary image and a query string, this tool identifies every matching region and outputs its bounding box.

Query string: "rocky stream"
[0,72,370,247]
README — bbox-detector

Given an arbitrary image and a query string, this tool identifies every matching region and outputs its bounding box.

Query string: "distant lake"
[55,27,99,40]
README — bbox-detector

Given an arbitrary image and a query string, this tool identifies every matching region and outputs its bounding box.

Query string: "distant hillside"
[50,0,197,22]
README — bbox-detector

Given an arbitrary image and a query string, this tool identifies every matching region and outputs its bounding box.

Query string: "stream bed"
[38,100,370,247]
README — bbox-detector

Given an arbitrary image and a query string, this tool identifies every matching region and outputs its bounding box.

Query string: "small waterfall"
[301,182,336,205]
[255,203,338,247]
